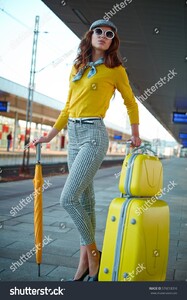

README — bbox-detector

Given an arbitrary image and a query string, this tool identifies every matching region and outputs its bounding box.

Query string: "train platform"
[0,148,125,183]
[0,148,68,166]
[0,148,124,166]
[0,157,186,282]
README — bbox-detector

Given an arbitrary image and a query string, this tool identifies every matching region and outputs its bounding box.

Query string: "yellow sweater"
[53,64,139,131]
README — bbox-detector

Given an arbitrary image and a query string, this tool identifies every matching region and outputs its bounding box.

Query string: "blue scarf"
[72,57,104,82]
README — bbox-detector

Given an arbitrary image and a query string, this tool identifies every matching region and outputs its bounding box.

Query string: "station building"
[0,76,141,154]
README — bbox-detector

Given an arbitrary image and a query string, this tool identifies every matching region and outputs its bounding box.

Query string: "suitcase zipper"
[112,197,132,281]
[124,154,138,196]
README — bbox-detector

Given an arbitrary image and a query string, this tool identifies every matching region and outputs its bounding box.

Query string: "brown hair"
[74,30,123,71]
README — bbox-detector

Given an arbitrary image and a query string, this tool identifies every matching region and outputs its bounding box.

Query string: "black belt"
[68,118,101,124]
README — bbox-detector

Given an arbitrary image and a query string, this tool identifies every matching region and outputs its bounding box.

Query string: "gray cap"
[89,19,117,32]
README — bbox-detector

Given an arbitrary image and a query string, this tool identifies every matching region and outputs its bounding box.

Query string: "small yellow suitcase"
[98,197,170,281]
[119,151,163,197]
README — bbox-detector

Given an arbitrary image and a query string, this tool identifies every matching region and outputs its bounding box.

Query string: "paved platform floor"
[0,157,186,281]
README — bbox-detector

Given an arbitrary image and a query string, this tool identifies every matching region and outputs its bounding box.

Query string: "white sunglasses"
[93,27,115,40]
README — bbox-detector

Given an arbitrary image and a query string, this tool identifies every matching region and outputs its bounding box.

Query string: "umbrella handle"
[36,143,41,163]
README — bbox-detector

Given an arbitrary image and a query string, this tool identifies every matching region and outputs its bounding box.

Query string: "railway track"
[0,158,123,182]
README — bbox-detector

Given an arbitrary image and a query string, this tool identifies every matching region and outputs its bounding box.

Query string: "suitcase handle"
[124,141,132,155]
[131,145,157,156]
[124,141,157,156]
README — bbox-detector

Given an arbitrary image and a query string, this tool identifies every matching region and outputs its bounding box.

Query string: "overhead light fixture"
[173,112,187,123]
[179,133,187,139]
[72,9,90,25]
[153,27,160,34]
[185,56,187,62]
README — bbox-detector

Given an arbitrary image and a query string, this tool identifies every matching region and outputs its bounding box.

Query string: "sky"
[0,0,176,142]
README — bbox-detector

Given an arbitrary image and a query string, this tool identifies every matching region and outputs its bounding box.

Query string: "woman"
[33,19,141,281]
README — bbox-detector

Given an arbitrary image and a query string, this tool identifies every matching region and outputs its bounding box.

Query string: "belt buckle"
[71,119,76,123]
[84,120,94,124]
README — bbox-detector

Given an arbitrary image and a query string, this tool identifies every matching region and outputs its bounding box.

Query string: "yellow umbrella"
[33,143,43,276]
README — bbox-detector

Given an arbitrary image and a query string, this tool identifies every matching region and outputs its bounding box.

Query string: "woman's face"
[91,26,113,52]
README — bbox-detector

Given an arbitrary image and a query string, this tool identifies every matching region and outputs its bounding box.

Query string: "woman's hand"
[130,124,141,147]
[129,135,142,147]
[32,136,49,146]
[32,128,60,147]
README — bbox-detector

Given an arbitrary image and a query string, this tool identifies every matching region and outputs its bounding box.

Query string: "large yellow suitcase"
[119,151,163,197]
[98,197,170,281]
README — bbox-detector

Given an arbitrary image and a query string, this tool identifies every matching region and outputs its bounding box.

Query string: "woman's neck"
[91,49,105,62]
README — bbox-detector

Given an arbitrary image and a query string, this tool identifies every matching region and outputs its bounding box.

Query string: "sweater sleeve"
[115,66,139,124]
[53,66,75,131]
